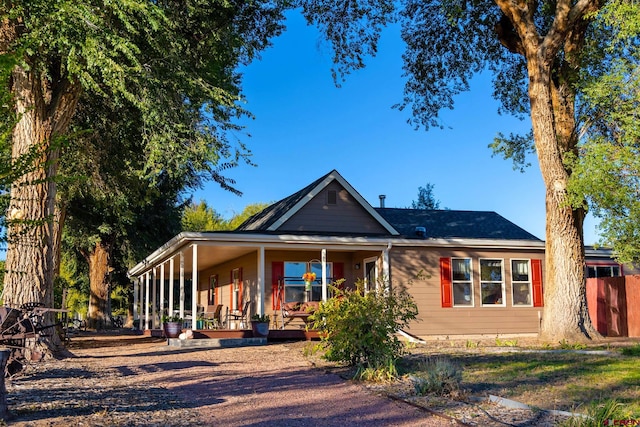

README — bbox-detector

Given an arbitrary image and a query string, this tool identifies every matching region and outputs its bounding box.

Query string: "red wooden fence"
[586,275,640,337]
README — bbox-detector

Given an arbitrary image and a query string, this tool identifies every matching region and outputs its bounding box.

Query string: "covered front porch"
[128,232,392,337]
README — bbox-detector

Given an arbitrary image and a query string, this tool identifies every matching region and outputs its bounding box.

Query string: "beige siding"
[390,247,545,337]
[278,181,389,234]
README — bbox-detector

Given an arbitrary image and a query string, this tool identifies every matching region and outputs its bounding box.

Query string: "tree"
[1,2,286,311]
[226,202,271,230]
[566,3,640,264]
[411,183,440,210]
[298,0,639,341]
[182,201,225,232]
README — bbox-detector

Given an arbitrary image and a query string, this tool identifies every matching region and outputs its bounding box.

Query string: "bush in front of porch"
[309,279,418,381]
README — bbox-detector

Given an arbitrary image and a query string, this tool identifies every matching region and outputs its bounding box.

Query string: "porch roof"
[127,231,545,277]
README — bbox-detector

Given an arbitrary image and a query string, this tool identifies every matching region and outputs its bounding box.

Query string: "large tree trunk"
[3,62,80,347]
[525,51,599,342]
[86,241,112,330]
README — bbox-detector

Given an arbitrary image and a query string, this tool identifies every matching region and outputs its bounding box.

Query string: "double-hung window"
[511,260,532,306]
[452,258,473,307]
[480,259,505,306]
[283,261,332,302]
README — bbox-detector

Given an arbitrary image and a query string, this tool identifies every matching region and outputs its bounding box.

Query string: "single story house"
[128,169,622,339]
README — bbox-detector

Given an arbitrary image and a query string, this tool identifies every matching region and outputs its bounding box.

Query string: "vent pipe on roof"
[415,226,427,238]
[379,195,386,208]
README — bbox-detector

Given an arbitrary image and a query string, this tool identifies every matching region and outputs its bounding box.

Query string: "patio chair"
[228,301,250,329]
[203,304,224,329]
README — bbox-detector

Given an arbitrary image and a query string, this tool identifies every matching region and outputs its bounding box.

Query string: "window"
[586,264,621,278]
[452,258,473,306]
[480,259,505,306]
[283,261,332,302]
[511,260,532,306]
[327,190,337,205]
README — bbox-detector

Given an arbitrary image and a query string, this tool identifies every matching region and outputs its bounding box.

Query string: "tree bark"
[509,0,600,341]
[86,241,112,330]
[3,60,80,348]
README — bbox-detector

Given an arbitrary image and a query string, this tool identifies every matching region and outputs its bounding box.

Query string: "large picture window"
[452,258,473,307]
[511,260,532,306]
[283,261,332,302]
[480,259,505,306]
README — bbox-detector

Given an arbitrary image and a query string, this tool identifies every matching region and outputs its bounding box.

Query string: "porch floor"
[143,328,320,343]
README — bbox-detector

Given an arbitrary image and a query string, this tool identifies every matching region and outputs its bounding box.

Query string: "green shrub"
[560,399,633,427]
[621,344,640,356]
[309,279,418,381]
[411,357,463,396]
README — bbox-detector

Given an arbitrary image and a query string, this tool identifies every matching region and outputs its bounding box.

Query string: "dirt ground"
[3,332,622,426]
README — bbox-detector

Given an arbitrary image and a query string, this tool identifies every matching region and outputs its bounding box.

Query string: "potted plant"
[162,315,183,338]
[250,314,270,338]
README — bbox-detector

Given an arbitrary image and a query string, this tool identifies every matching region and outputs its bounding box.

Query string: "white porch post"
[152,267,158,328]
[179,251,185,320]
[169,257,175,317]
[382,243,391,291]
[191,244,198,330]
[144,271,150,330]
[160,263,165,320]
[321,249,328,302]
[133,276,139,329]
[258,246,265,315]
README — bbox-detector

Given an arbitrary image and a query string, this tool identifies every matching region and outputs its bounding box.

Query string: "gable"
[276,181,390,234]
[236,170,398,235]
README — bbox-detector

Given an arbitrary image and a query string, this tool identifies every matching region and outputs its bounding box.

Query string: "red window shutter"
[531,259,544,307]
[272,262,284,310]
[333,262,345,289]
[440,257,453,308]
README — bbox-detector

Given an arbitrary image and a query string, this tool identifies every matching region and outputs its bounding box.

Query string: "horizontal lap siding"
[278,182,389,234]
[391,247,544,337]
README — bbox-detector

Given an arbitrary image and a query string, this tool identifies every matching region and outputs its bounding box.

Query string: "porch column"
[133,276,140,329]
[169,257,175,317]
[191,244,198,330]
[159,263,165,319]
[145,271,150,330]
[179,251,185,319]
[152,267,157,328]
[321,248,328,302]
[382,243,391,291]
[258,246,265,315]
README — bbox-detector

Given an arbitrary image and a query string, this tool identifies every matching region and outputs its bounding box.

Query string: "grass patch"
[401,343,640,416]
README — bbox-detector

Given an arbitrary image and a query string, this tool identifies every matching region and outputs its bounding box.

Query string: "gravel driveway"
[5,334,451,426]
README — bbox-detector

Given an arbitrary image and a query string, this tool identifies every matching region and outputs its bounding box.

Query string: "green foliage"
[182,200,225,232]
[310,280,418,381]
[411,357,463,397]
[495,337,518,347]
[560,399,633,427]
[410,183,441,210]
[621,344,640,357]
[162,315,182,323]
[251,314,271,323]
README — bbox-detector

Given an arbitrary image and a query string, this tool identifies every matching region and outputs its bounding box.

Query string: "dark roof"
[375,208,541,241]
[235,171,334,231]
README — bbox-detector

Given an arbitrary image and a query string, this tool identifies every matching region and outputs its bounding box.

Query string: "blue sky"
[192,11,600,244]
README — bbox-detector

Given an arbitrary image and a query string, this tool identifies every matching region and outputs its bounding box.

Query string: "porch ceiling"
[147,245,256,277]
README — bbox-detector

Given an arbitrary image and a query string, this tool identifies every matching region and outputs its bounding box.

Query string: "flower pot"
[251,321,269,338]
[163,321,182,338]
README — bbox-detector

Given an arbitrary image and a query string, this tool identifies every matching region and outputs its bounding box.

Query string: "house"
[127,169,617,339]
